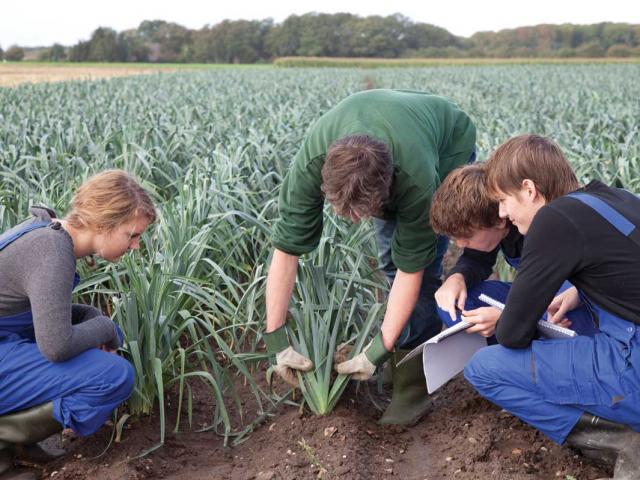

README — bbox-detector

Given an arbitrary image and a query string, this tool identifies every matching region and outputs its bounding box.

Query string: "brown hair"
[486,135,579,202]
[321,135,393,218]
[66,170,156,232]
[430,163,501,238]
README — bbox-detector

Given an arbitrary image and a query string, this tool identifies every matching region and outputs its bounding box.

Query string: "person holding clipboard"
[463,135,640,478]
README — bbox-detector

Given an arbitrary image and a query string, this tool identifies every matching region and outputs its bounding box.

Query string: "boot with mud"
[0,402,63,480]
[565,413,640,480]
[378,349,429,426]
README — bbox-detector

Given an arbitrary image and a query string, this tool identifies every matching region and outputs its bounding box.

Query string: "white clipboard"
[397,320,487,394]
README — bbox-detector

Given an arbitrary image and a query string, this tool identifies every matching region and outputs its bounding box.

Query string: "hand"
[435,273,467,322]
[462,306,501,337]
[334,350,376,380]
[263,324,314,388]
[547,287,580,328]
[273,346,314,388]
[334,332,390,381]
[333,342,353,365]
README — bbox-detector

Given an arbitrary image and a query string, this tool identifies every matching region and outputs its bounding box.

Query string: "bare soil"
[0,64,179,87]
[28,373,609,480]
[23,244,610,479]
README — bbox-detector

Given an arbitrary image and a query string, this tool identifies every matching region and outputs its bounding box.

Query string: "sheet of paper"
[423,332,487,393]
[397,320,472,367]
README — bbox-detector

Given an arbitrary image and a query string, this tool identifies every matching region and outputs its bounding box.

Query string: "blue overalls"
[0,221,134,437]
[464,193,640,444]
[437,245,598,338]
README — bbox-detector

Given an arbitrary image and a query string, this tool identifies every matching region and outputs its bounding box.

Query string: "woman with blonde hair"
[0,170,156,480]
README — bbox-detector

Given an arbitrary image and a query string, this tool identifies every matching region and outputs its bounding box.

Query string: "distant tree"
[194,19,271,63]
[0,45,3,61]
[68,41,90,61]
[297,13,355,57]
[576,41,606,57]
[265,15,303,57]
[33,16,640,63]
[87,27,125,61]
[4,45,25,61]
[555,47,577,58]
[601,23,636,48]
[50,43,67,61]
[119,30,150,62]
[405,21,462,50]
[137,20,192,62]
[39,43,67,61]
[348,15,405,57]
[607,44,633,57]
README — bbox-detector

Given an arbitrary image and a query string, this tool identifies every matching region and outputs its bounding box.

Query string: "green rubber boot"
[0,403,63,480]
[565,413,640,479]
[378,349,429,426]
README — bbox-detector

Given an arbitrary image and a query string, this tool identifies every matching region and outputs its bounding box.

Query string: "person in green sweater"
[263,89,476,425]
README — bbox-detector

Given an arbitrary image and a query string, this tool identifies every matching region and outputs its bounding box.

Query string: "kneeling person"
[464,135,640,478]
[429,163,596,339]
[0,170,156,479]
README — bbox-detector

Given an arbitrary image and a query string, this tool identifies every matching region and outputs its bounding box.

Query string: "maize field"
[0,64,638,479]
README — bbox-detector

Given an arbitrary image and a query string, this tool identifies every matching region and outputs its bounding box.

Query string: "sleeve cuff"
[263,324,289,356]
[364,331,392,366]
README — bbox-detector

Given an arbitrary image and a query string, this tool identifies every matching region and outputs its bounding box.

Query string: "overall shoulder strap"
[0,221,51,252]
[567,192,640,249]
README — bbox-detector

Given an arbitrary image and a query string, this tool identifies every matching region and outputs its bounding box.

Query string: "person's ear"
[495,217,507,229]
[521,179,539,201]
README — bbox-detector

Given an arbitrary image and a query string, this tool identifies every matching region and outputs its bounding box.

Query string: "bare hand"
[462,306,501,337]
[546,287,580,328]
[435,273,467,322]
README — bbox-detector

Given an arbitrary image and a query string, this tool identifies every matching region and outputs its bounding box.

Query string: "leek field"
[0,64,638,449]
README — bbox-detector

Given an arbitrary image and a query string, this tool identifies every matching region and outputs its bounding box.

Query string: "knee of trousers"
[464,347,500,393]
[98,355,135,404]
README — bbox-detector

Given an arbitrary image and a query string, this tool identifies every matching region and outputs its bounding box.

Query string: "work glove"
[263,324,313,388]
[334,332,391,381]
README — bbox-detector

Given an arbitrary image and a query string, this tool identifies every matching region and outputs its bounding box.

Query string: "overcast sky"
[3,0,639,47]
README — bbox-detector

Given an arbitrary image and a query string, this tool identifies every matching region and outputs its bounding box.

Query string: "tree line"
[2,14,640,63]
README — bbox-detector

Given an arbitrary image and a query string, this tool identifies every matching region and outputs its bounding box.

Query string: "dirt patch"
[33,374,609,480]
[22,243,607,479]
[0,64,180,87]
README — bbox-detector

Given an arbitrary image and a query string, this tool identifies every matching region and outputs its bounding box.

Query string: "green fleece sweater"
[272,89,476,273]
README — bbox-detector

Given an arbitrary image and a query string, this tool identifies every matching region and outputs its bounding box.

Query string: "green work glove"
[334,331,391,381]
[263,324,313,388]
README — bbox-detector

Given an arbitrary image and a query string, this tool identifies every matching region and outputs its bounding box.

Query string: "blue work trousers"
[464,305,640,444]
[0,332,134,437]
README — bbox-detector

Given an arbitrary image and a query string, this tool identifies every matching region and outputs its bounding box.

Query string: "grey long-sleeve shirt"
[0,207,121,362]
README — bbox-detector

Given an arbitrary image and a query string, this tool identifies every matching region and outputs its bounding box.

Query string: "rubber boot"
[565,413,640,479]
[0,442,38,480]
[15,443,64,465]
[378,349,429,426]
[378,362,393,386]
[0,403,63,480]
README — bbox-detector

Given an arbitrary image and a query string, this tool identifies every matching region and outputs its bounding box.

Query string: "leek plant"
[283,214,386,415]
